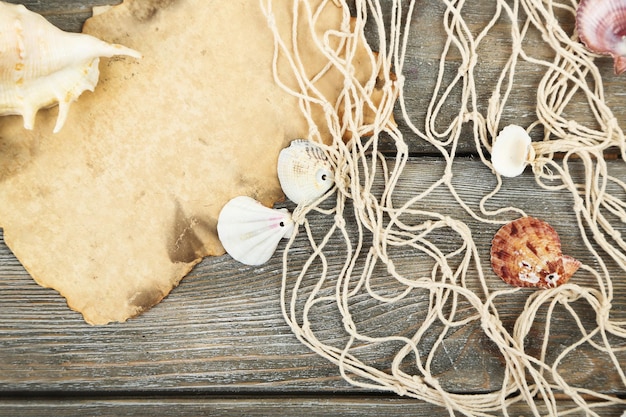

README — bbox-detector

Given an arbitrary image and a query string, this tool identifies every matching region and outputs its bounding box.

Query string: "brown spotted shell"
[490,217,581,289]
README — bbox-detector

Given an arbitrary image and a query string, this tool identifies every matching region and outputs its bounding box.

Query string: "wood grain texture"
[0,396,625,417]
[5,0,626,153]
[0,0,625,415]
[4,0,121,31]
[1,159,624,396]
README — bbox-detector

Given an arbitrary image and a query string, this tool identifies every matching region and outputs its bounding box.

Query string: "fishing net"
[261,0,626,415]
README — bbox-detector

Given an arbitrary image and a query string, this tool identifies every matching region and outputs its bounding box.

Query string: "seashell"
[490,216,581,289]
[277,139,334,204]
[576,0,626,75]
[490,124,535,178]
[217,196,295,266]
[0,2,141,133]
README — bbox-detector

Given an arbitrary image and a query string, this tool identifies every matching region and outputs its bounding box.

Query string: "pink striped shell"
[576,0,626,75]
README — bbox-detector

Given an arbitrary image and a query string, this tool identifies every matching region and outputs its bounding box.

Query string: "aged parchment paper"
[0,0,377,324]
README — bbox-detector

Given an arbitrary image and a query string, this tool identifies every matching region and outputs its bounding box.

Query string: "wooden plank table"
[1,1,625,415]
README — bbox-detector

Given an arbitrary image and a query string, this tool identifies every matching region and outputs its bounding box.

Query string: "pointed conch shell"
[217,196,295,266]
[490,217,581,289]
[576,0,626,75]
[277,139,335,205]
[490,124,535,178]
[0,1,141,133]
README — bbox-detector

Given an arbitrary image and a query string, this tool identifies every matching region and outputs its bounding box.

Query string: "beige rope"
[261,0,626,415]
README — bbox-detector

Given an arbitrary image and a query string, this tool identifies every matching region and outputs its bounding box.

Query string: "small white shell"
[490,125,535,178]
[0,2,141,133]
[217,196,294,266]
[277,139,334,204]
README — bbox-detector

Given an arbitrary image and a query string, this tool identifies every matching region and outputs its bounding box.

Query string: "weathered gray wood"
[1,159,624,398]
[6,0,120,10]
[1,0,625,415]
[390,1,626,155]
[0,396,624,417]
[4,0,120,32]
[5,0,625,154]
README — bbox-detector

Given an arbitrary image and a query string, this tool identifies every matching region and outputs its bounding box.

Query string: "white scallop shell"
[490,124,535,178]
[217,196,295,266]
[0,2,141,133]
[277,139,334,204]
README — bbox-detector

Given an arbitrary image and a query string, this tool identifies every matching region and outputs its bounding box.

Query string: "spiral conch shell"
[0,1,141,133]
[576,0,626,75]
[217,196,295,266]
[277,139,335,204]
[490,217,581,289]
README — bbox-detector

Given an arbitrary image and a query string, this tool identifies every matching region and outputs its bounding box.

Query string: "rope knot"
[334,214,346,228]
[423,375,441,390]
[291,205,310,224]
[412,375,428,393]
[393,383,408,396]
[606,117,619,130]
[566,119,578,132]
[322,102,335,116]
[481,313,502,332]
[597,301,612,325]
[441,169,453,184]
[394,74,405,90]
[343,76,353,91]
[264,11,277,30]
[573,198,584,213]
[457,61,470,75]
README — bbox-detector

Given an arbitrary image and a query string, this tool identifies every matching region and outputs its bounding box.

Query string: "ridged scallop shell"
[491,217,581,289]
[217,196,295,266]
[576,0,626,75]
[277,139,334,204]
[490,125,535,178]
[0,2,141,132]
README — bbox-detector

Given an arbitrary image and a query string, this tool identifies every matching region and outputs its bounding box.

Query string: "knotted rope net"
[261,0,626,415]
